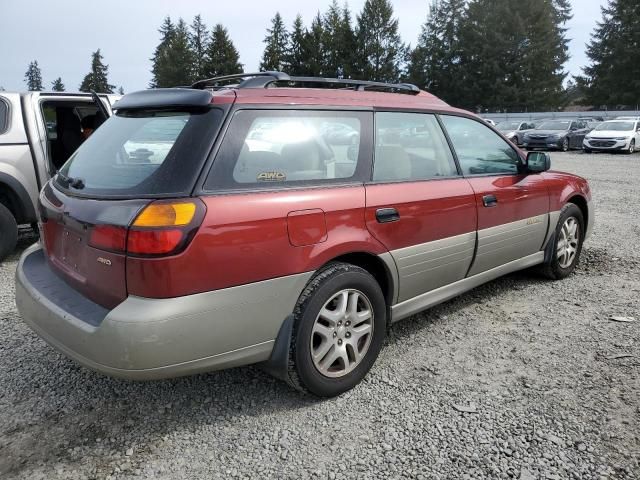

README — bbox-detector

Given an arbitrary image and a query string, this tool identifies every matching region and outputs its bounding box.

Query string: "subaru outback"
[15,72,593,397]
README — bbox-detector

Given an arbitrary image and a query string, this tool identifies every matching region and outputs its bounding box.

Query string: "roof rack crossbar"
[191,71,290,89]
[191,71,420,95]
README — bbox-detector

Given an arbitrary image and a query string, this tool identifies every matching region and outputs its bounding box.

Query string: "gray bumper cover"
[15,244,313,379]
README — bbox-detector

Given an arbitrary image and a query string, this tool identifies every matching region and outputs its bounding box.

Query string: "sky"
[0,0,607,92]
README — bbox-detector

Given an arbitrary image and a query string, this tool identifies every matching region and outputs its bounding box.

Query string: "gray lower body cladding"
[15,244,313,380]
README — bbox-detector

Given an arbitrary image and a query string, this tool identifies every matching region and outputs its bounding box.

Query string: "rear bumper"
[15,244,312,380]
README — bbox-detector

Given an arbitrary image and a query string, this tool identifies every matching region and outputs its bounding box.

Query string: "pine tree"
[355,0,405,82]
[118,86,125,95]
[407,0,466,105]
[150,17,175,87]
[51,77,65,91]
[576,0,640,107]
[286,15,308,75]
[260,13,289,71]
[458,0,571,111]
[79,49,115,93]
[190,15,209,80]
[305,12,326,76]
[24,61,44,91]
[203,24,243,78]
[322,1,356,78]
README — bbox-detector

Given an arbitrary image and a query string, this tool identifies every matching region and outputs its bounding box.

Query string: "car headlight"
[550,134,561,140]
[615,136,630,140]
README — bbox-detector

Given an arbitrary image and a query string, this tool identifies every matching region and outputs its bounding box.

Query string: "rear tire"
[287,262,387,397]
[561,137,569,152]
[0,203,18,262]
[540,203,584,280]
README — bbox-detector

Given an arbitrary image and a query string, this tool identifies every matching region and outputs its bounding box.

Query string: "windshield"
[537,121,570,131]
[55,107,223,197]
[595,121,634,131]
[496,122,520,131]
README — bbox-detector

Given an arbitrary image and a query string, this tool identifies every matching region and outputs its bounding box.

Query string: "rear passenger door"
[439,115,550,276]
[365,112,477,303]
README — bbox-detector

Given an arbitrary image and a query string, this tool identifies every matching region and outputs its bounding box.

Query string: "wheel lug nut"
[338,339,343,345]
[346,332,351,338]
[345,321,350,326]
[333,332,337,338]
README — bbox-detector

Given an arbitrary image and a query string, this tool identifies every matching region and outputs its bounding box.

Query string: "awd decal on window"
[257,171,286,182]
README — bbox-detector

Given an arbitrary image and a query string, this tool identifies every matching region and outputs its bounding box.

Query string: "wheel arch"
[566,194,588,234]
[0,172,37,224]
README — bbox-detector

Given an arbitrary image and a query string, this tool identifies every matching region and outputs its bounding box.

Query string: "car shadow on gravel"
[0,245,624,477]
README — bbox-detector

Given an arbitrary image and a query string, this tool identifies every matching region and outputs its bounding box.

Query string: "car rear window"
[204,109,373,190]
[55,107,223,198]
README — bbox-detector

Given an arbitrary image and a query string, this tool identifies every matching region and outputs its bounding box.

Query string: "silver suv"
[0,92,118,260]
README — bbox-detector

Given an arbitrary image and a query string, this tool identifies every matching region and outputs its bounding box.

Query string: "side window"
[373,112,458,182]
[440,115,522,176]
[0,98,8,135]
[205,110,371,189]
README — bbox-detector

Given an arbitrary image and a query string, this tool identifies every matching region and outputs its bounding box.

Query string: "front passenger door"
[440,115,550,276]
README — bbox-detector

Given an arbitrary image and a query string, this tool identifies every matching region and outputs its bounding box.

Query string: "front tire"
[540,203,584,280]
[287,263,387,397]
[0,203,18,262]
[627,139,635,154]
[561,137,569,152]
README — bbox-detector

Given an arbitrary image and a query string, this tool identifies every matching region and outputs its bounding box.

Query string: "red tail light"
[127,229,184,255]
[88,199,205,257]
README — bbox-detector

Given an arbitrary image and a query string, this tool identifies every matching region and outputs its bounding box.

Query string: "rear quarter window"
[204,109,373,190]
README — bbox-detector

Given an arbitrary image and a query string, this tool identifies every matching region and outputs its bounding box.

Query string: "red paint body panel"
[364,179,478,250]
[287,209,328,247]
[542,171,592,210]
[126,186,388,299]
[465,174,550,230]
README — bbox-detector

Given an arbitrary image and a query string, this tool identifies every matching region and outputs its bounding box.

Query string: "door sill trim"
[390,251,544,322]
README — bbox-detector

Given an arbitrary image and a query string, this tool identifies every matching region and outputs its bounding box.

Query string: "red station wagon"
[15,72,593,397]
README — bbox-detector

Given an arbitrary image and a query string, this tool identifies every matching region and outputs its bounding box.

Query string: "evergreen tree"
[458,0,571,111]
[407,0,466,105]
[190,15,209,80]
[150,17,175,87]
[24,61,43,91]
[286,15,308,75]
[323,1,356,78]
[203,24,243,78]
[305,12,326,76]
[79,49,115,93]
[51,77,65,91]
[118,86,125,95]
[260,13,289,71]
[576,0,640,107]
[355,0,405,82]
[150,18,194,87]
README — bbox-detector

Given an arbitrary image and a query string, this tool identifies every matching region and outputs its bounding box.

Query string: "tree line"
[20,0,640,111]
[24,50,124,94]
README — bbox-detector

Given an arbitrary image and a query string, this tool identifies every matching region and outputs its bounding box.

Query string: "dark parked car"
[495,121,536,146]
[522,120,591,152]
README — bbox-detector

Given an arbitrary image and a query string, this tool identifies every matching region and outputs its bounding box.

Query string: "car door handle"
[376,208,400,223]
[482,195,498,207]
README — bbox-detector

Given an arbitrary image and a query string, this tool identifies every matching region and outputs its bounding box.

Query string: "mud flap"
[259,314,296,387]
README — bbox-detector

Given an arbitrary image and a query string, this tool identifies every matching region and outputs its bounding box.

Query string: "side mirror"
[526,151,551,173]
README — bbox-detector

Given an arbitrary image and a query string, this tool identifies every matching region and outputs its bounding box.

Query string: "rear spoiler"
[112,89,213,110]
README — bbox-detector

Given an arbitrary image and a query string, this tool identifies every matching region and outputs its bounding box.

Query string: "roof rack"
[191,71,420,95]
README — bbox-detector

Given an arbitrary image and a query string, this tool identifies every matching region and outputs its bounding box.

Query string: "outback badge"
[97,257,112,266]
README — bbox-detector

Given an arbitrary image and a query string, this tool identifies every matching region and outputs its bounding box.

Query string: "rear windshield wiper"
[57,172,85,190]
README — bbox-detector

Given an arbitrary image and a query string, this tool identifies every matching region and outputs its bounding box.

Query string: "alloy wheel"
[557,216,580,269]
[562,138,569,152]
[630,140,635,154]
[310,289,374,378]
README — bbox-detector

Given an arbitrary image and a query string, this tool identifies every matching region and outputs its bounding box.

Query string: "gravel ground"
[0,151,638,480]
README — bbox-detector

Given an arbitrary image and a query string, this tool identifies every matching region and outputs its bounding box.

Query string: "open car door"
[90,90,111,129]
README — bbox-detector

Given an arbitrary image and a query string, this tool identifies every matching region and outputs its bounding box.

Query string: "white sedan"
[583,120,640,154]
